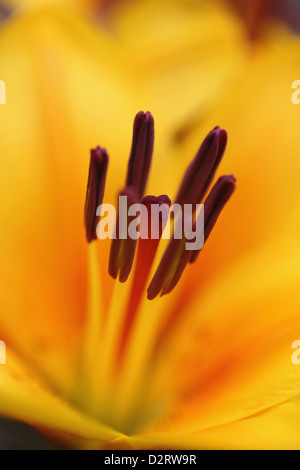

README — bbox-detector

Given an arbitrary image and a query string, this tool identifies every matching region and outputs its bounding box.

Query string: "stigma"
[84,112,236,299]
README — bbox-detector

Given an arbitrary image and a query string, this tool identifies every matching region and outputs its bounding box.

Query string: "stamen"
[108,186,139,283]
[84,146,109,243]
[190,175,236,263]
[116,195,171,367]
[147,127,233,300]
[126,111,154,199]
[84,113,235,307]
[108,112,155,283]
[175,126,227,207]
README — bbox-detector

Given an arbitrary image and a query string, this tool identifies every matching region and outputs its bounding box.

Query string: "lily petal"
[0,1,138,393]
[0,348,126,449]
[130,398,300,450]
[144,228,300,435]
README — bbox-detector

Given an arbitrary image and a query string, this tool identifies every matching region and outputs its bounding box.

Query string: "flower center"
[82,111,236,432]
[87,114,233,363]
[84,112,235,300]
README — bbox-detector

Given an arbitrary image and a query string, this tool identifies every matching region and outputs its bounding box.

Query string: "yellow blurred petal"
[130,398,300,450]
[178,27,300,272]
[0,0,138,393]
[0,348,126,448]
[110,0,248,137]
[149,26,300,355]
[143,229,300,435]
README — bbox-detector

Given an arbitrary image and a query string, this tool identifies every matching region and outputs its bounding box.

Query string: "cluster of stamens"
[84,111,236,301]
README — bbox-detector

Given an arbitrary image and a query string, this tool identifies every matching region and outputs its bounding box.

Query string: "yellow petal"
[142,25,300,372]
[0,1,138,393]
[110,0,248,137]
[178,27,300,270]
[0,348,127,449]
[130,398,300,450]
[143,227,300,435]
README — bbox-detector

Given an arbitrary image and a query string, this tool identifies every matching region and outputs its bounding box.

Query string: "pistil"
[116,195,171,367]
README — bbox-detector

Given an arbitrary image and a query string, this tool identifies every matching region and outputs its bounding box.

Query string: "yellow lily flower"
[0,0,300,450]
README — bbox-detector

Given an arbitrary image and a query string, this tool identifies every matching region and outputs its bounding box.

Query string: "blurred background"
[229,0,300,36]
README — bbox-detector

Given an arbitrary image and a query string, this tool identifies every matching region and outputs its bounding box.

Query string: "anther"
[190,175,236,263]
[147,127,234,300]
[175,126,227,207]
[108,186,139,283]
[126,111,154,199]
[84,146,109,243]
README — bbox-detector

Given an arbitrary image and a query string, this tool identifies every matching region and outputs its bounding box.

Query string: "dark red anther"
[84,113,235,308]
[190,175,236,263]
[126,111,154,199]
[108,186,139,283]
[147,126,234,300]
[84,146,109,243]
[175,126,227,207]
